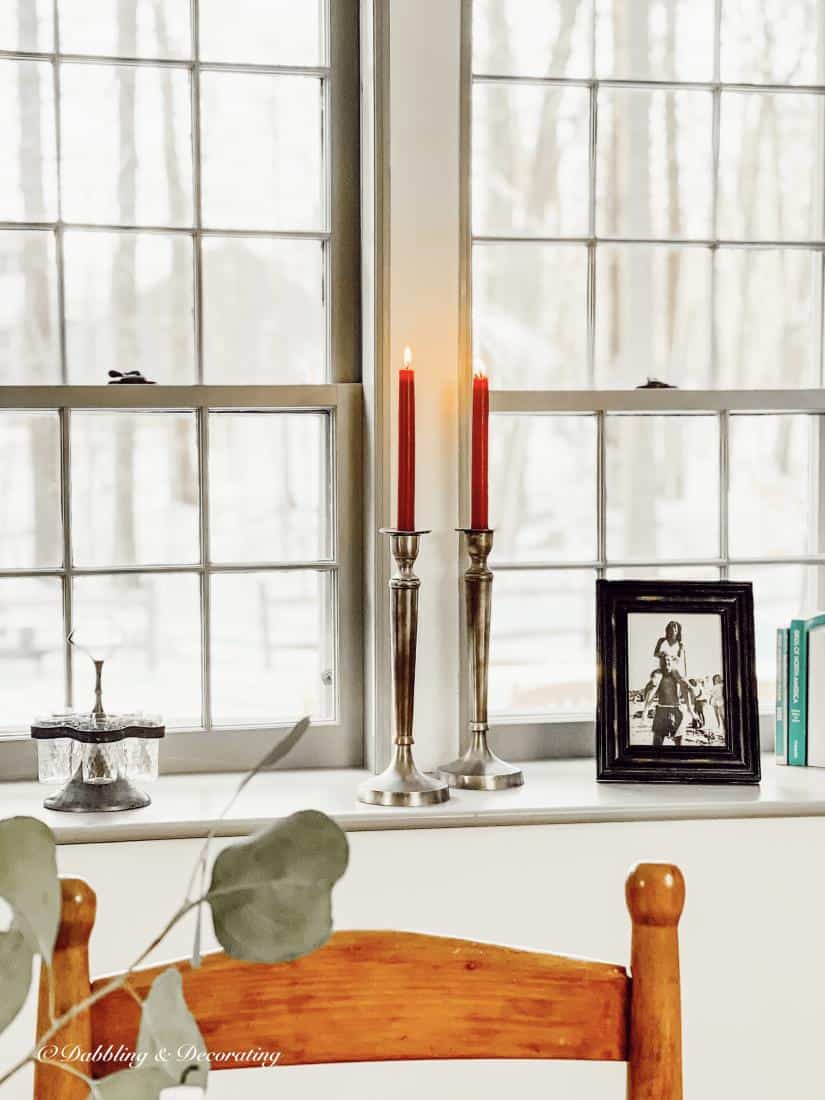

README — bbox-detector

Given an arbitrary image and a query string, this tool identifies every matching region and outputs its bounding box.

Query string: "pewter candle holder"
[358,530,449,807]
[438,529,524,790]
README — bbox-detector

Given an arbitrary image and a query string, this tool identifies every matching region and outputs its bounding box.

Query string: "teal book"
[775,627,789,764]
[788,619,807,766]
[803,614,825,768]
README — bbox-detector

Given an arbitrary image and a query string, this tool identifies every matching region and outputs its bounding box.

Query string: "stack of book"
[776,614,825,766]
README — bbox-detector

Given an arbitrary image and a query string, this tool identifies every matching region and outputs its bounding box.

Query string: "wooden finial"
[54,877,97,949]
[626,863,685,928]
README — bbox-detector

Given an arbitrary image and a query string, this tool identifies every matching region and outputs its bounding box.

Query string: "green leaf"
[0,925,34,1034]
[92,1067,172,1100]
[206,810,348,964]
[0,817,60,963]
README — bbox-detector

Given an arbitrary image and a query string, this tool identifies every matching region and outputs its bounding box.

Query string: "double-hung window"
[468,0,825,755]
[0,0,362,772]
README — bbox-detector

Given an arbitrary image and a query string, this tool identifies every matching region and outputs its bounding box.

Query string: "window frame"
[0,0,363,778]
[460,0,825,759]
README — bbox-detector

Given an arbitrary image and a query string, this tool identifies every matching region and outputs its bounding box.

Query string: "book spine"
[776,627,789,764]
[788,620,807,766]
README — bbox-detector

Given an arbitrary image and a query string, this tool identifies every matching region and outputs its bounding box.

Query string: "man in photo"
[643,653,697,747]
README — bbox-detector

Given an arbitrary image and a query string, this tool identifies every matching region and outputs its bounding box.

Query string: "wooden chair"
[35,861,685,1099]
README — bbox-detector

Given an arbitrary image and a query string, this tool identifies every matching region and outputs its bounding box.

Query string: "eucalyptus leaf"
[136,968,209,1090]
[0,925,34,1034]
[92,1066,173,1100]
[0,817,59,963]
[206,810,348,964]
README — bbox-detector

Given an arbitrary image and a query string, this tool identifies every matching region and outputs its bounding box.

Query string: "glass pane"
[489,569,595,717]
[211,571,334,724]
[58,0,191,59]
[60,63,193,227]
[200,0,326,66]
[0,1,53,52]
[72,573,201,727]
[201,73,323,233]
[0,61,58,221]
[0,412,61,568]
[202,238,325,384]
[64,231,195,384]
[71,411,200,567]
[472,83,590,237]
[473,243,587,387]
[729,415,819,558]
[209,412,329,564]
[717,93,823,242]
[0,231,60,383]
[715,249,820,388]
[605,415,720,561]
[472,0,592,79]
[596,0,715,81]
[607,566,721,580]
[0,578,65,730]
[595,244,712,387]
[491,414,597,563]
[721,0,823,85]
[596,88,713,239]
[729,564,822,711]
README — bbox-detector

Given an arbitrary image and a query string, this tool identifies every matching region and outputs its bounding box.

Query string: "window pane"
[0,578,64,731]
[473,243,587,387]
[721,0,823,85]
[60,63,193,227]
[209,412,329,564]
[472,83,590,237]
[717,93,823,242]
[202,238,325,384]
[729,564,822,711]
[596,0,715,82]
[0,1,53,52]
[0,231,60,384]
[58,0,191,59]
[64,231,195,384]
[201,73,323,233]
[596,89,713,240]
[490,569,595,717]
[0,412,61,569]
[607,566,721,581]
[0,60,58,222]
[200,0,326,66]
[211,571,334,724]
[491,415,597,563]
[595,244,711,387]
[729,415,819,558]
[71,412,200,568]
[472,0,592,79]
[72,573,201,727]
[715,249,820,388]
[605,415,720,561]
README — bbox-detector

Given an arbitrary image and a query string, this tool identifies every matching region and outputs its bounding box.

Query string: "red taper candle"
[471,363,489,529]
[397,345,415,530]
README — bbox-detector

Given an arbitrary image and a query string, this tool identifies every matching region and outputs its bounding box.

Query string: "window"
[0,0,362,768]
[468,1,825,751]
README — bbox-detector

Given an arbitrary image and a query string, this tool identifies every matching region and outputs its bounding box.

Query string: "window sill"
[1,754,823,845]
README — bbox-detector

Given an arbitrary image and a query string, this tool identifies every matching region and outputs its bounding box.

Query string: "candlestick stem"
[438,529,524,790]
[358,531,449,807]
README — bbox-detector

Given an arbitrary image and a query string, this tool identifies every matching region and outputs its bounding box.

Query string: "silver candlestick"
[358,530,449,807]
[438,529,524,790]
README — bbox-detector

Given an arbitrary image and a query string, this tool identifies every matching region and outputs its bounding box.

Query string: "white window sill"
[1,754,824,844]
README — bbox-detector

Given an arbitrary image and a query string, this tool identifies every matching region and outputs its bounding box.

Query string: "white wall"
[2,817,824,1099]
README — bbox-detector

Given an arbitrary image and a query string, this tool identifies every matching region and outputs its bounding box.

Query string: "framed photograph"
[596,580,760,784]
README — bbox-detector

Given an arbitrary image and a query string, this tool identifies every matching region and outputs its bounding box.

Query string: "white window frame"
[0,0,364,778]
[460,0,825,759]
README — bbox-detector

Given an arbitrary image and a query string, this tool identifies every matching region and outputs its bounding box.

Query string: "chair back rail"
[33,862,684,1100]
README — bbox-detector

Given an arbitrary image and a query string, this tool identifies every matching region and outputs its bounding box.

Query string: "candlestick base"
[438,725,524,791]
[358,745,449,807]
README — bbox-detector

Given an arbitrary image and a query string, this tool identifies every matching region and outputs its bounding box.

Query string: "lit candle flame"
[473,359,488,380]
[403,345,413,369]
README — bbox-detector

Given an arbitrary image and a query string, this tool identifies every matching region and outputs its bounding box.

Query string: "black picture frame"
[596,580,760,784]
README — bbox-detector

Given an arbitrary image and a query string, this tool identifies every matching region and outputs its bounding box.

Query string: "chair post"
[625,863,685,1100]
[34,878,97,1100]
